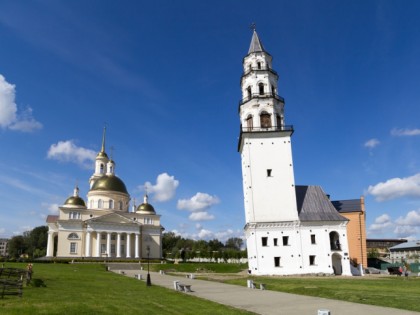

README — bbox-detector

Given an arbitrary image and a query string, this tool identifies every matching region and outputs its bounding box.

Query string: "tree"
[225,237,243,251]
[367,248,380,259]
[7,235,27,258]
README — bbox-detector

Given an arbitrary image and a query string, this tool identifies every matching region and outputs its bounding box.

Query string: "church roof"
[90,175,128,194]
[296,185,348,222]
[46,215,58,223]
[64,195,86,207]
[248,30,266,54]
[331,199,362,213]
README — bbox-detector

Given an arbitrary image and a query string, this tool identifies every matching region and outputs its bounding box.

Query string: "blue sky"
[1,0,420,241]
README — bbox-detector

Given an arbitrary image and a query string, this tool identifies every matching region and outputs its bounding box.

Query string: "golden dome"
[64,196,86,207]
[91,175,128,194]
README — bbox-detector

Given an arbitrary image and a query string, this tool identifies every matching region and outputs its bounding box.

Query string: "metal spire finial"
[250,22,256,32]
[101,125,107,153]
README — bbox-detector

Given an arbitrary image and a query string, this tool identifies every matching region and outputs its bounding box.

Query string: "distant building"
[367,238,407,259]
[0,238,8,257]
[332,197,367,267]
[46,129,164,259]
[238,30,352,276]
[389,241,420,263]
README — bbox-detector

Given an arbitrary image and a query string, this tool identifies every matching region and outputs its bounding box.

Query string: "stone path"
[109,266,419,315]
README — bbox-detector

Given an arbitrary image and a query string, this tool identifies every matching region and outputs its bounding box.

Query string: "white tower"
[238,30,298,224]
[89,127,109,188]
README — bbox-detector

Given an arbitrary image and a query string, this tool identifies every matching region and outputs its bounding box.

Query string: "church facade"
[46,130,163,259]
[238,30,352,276]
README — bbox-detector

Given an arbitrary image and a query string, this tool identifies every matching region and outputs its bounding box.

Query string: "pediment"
[86,212,138,225]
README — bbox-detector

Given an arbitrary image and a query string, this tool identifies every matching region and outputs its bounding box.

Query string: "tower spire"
[101,126,106,154]
[248,28,265,54]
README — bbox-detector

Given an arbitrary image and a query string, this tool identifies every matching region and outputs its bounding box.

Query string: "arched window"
[271,85,276,96]
[247,86,252,100]
[90,200,94,209]
[260,112,271,128]
[119,201,123,210]
[329,231,341,251]
[100,164,104,174]
[276,115,282,129]
[68,233,79,240]
[257,62,261,69]
[246,115,253,131]
[258,83,264,95]
[98,199,103,208]
[109,200,114,209]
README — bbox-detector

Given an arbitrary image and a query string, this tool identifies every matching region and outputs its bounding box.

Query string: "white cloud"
[177,192,220,212]
[143,173,179,202]
[364,138,380,149]
[0,74,42,132]
[41,202,60,214]
[47,140,96,168]
[189,211,215,221]
[395,209,420,226]
[367,173,420,201]
[391,128,420,136]
[368,214,393,232]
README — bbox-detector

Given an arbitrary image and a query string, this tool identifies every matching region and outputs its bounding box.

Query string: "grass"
[222,275,420,312]
[150,262,248,274]
[0,263,253,315]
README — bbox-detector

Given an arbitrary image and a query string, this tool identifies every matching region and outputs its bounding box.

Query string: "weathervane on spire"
[250,22,256,31]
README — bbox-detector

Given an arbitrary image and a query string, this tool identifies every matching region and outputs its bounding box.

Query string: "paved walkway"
[110,266,419,315]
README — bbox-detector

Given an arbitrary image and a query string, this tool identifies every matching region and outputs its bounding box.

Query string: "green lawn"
[0,263,253,315]
[223,275,420,312]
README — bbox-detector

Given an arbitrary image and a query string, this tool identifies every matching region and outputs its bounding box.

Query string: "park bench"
[247,279,266,290]
[0,268,28,298]
[134,274,143,280]
[173,280,193,292]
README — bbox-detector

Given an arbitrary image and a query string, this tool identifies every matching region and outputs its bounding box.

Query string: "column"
[96,232,101,257]
[85,231,91,257]
[135,233,139,258]
[46,231,54,257]
[126,233,131,258]
[117,233,121,258]
[107,232,111,257]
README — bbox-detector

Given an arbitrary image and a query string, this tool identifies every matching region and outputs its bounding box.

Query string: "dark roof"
[296,185,348,222]
[248,30,265,54]
[331,199,361,213]
[46,215,58,223]
[390,241,420,251]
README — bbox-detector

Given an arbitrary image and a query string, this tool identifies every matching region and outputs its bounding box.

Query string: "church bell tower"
[238,29,299,225]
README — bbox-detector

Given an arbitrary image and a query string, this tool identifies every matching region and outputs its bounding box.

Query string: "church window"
[257,62,261,69]
[69,212,81,220]
[273,238,278,246]
[70,242,77,254]
[258,83,264,95]
[267,169,272,177]
[309,255,316,265]
[101,244,106,254]
[109,200,114,209]
[119,201,123,210]
[120,244,125,254]
[98,199,103,208]
[246,86,252,100]
[276,115,281,129]
[121,235,125,241]
[260,112,271,128]
[274,256,281,267]
[100,164,104,174]
[101,234,106,240]
[90,200,94,209]
[311,234,316,244]
[111,244,115,254]
[271,85,276,96]
[282,236,289,246]
[68,233,79,239]
[261,237,268,247]
[111,234,116,241]
[246,115,253,131]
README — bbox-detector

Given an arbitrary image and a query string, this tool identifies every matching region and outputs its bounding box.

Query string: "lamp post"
[146,245,151,286]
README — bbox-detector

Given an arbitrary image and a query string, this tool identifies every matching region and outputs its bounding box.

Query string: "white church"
[46,129,163,260]
[238,30,351,276]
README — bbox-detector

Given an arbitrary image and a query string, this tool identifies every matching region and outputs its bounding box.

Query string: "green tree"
[7,235,27,258]
[225,237,243,251]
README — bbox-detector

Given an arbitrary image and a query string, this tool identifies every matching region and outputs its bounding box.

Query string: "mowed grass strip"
[0,263,254,315]
[224,275,420,312]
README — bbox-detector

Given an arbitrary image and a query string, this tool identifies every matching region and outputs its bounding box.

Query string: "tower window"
[262,237,268,247]
[246,115,253,131]
[258,83,264,95]
[276,115,282,129]
[109,200,114,209]
[247,86,252,99]
[119,201,123,210]
[282,236,289,246]
[271,85,276,96]
[274,256,281,267]
[310,255,316,265]
[257,62,261,69]
[311,234,316,244]
[273,238,278,246]
[260,113,271,128]
[267,169,272,177]
[98,199,103,208]
[100,164,104,174]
